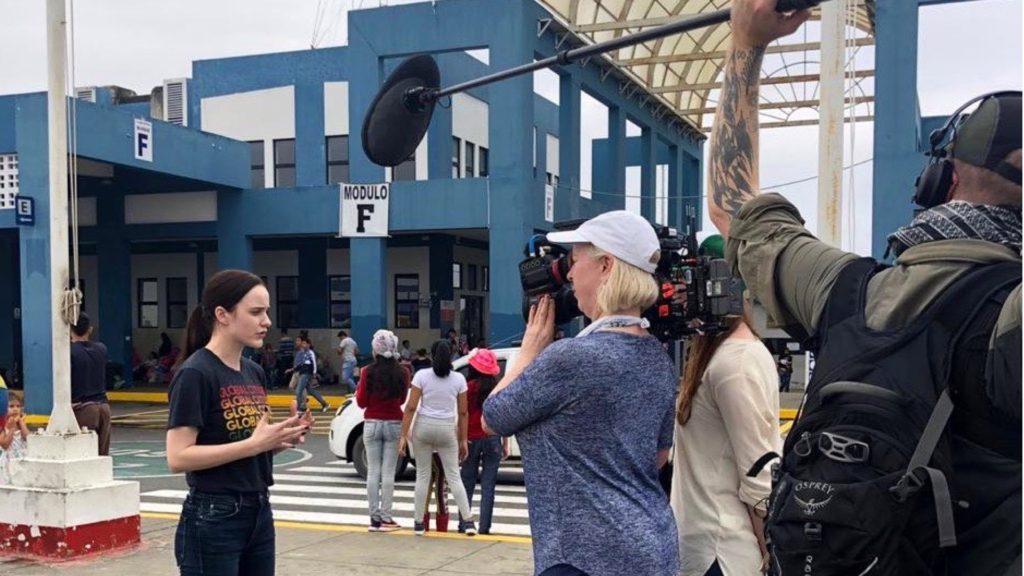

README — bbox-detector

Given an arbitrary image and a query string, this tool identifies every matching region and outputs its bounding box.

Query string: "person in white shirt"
[398,339,476,536]
[672,314,780,576]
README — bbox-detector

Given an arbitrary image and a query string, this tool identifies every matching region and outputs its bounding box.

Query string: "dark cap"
[951,94,1022,184]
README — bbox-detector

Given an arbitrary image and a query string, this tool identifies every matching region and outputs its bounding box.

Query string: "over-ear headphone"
[913,90,1022,209]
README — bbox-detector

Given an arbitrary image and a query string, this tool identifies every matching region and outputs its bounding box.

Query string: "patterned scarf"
[886,201,1022,259]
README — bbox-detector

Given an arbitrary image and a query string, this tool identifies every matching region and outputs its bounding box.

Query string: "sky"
[0,0,1020,256]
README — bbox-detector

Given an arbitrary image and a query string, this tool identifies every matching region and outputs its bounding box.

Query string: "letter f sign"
[356,204,374,233]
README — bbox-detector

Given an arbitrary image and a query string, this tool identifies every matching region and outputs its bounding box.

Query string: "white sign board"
[544,184,555,223]
[134,118,153,162]
[340,183,390,237]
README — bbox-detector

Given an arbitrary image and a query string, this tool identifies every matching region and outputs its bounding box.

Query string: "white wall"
[201,86,296,188]
[323,82,349,136]
[125,191,217,224]
[130,253,199,357]
[545,134,559,178]
[452,93,489,177]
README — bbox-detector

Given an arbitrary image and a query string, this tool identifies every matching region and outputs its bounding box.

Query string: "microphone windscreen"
[361,54,440,167]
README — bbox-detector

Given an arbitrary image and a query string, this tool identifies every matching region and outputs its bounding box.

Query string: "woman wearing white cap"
[482,211,679,576]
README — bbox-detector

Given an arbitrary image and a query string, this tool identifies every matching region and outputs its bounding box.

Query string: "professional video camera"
[518,207,743,342]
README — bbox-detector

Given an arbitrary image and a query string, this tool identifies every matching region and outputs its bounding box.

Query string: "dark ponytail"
[177,269,264,368]
[430,340,453,378]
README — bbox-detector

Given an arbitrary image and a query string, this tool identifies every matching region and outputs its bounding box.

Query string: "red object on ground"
[422,453,450,532]
[0,515,141,560]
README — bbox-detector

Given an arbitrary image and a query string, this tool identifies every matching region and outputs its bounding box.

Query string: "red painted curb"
[0,515,141,560]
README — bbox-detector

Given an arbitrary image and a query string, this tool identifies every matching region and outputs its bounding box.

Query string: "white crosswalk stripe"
[141,460,532,536]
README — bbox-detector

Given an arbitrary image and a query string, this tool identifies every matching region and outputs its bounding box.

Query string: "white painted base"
[0,431,139,528]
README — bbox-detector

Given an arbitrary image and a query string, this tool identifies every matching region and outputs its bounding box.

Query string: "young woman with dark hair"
[459,348,508,535]
[356,329,410,532]
[671,313,780,576]
[166,269,312,576]
[399,339,476,536]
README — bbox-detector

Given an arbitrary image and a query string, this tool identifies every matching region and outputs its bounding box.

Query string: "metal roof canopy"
[536,0,877,133]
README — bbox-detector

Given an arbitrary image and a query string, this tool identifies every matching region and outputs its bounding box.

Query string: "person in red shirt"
[356,329,410,532]
[459,348,508,535]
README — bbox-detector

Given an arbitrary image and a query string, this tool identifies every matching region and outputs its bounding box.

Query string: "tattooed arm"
[708,0,809,237]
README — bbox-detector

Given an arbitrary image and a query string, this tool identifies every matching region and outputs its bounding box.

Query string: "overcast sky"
[1,0,1020,255]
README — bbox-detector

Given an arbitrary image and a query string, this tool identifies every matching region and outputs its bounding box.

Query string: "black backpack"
[754,258,1021,576]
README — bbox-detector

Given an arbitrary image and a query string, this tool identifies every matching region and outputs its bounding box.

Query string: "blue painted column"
[427,100,453,180]
[295,82,327,187]
[0,231,18,375]
[348,21,388,351]
[298,237,328,327]
[15,94,54,414]
[640,127,657,219]
[558,73,582,220]
[872,1,920,260]
[668,144,684,229]
[608,106,627,212]
[535,130,547,223]
[487,1,534,345]
[96,189,133,383]
[428,234,455,330]
[216,189,253,271]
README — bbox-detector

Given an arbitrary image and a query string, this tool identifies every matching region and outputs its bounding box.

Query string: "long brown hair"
[677,315,754,426]
[176,270,264,368]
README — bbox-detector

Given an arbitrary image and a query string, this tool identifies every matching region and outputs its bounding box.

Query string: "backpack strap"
[809,258,883,350]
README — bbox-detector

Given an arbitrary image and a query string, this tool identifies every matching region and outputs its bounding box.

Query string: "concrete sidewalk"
[0,517,535,575]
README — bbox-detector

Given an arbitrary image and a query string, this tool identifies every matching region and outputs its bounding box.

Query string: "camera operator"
[710,0,1020,573]
[481,211,679,576]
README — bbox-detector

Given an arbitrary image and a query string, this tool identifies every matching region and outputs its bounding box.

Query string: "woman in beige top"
[671,315,780,576]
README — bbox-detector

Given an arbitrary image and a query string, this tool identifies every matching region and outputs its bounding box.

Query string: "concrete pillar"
[427,100,453,180]
[486,1,534,345]
[872,1,920,260]
[96,190,132,383]
[216,189,253,271]
[668,144,684,229]
[640,127,657,220]
[295,82,327,188]
[558,74,581,220]
[429,234,455,330]
[298,237,329,328]
[348,28,389,351]
[608,106,628,212]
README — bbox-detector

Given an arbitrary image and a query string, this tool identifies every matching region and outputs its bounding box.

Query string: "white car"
[328,347,523,479]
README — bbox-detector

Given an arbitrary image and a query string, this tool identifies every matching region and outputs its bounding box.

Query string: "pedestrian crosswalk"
[112,406,334,435]
[140,459,533,536]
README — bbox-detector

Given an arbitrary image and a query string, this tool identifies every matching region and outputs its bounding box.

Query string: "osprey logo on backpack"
[793,481,834,516]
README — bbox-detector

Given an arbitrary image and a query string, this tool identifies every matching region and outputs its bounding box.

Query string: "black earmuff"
[912,90,1022,209]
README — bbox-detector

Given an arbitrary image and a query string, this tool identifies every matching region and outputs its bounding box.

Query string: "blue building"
[0,0,951,414]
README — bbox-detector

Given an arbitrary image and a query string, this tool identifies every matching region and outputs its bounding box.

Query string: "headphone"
[913,90,1023,209]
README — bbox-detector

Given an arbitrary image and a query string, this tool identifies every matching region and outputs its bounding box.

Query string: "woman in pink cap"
[459,348,508,535]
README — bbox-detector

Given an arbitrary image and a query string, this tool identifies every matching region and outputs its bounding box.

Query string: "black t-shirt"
[167,348,272,494]
[70,341,108,404]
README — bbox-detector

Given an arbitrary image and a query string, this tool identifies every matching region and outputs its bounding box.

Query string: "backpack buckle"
[804,522,823,543]
[889,469,926,502]
[818,432,870,464]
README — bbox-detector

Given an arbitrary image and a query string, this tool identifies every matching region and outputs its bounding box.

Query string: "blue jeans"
[364,420,402,522]
[295,373,327,411]
[459,436,502,533]
[175,490,275,576]
[342,359,357,393]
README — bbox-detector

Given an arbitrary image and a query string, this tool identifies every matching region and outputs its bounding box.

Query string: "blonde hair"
[590,246,659,317]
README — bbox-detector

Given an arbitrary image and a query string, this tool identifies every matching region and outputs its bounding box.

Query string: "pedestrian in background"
[295,336,330,413]
[356,329,410,532]
[410,348,432,373]
[336,330,359,393]
[399,340,476,536]
[276,329,295,389]
[459,348,507,535]
[166,270,311,576]
[70,312,112,456]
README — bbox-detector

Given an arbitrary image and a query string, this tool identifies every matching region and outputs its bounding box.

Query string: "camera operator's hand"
[730,0,809,49]
[520,294,555,365]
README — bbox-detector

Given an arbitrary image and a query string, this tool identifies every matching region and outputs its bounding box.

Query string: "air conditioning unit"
[162,78,189,126]
[75,86,97,103]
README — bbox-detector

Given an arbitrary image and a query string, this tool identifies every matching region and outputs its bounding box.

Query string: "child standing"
[0,392,30,484]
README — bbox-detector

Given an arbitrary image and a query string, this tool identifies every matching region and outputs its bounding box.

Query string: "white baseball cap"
[546,210,661,273]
